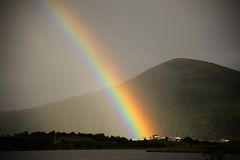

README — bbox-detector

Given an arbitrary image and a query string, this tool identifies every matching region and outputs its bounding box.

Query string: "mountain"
[0,58,240,139]
[128,58,240,139]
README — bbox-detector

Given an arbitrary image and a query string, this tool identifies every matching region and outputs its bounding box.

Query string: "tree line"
[0,131,238,152]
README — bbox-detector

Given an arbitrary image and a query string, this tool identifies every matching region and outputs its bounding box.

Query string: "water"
[0,150,239,160]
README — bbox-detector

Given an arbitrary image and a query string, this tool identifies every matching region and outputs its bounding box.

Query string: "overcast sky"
[0,0,240,111]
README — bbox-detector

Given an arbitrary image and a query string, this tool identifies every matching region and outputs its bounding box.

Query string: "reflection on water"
[0,150,239,160]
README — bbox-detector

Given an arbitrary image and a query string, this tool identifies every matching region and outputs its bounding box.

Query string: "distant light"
[131,138,138,141]
[221,139,229,142]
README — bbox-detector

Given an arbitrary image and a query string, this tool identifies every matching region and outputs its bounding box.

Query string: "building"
[151,134,160,140]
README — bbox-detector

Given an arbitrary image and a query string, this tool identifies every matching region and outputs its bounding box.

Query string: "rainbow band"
[40,0,154,138]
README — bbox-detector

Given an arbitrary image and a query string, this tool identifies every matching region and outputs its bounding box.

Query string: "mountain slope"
[126,58,240,139]
[0,58,240,139]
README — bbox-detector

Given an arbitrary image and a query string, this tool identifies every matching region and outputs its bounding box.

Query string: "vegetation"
[0,131,239,154]
[0,131,155,150]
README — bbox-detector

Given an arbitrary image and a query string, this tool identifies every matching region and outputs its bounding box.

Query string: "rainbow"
[40,0,155,138]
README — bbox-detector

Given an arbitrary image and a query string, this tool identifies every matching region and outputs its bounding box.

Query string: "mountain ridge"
[0,58,240,139]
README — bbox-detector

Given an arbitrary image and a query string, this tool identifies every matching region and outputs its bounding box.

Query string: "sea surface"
[0,149,239,160]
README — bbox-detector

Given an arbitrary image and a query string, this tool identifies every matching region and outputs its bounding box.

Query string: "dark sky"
[0,0,240,110]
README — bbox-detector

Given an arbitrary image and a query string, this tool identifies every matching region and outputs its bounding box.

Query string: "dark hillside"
[0,58,239,139]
